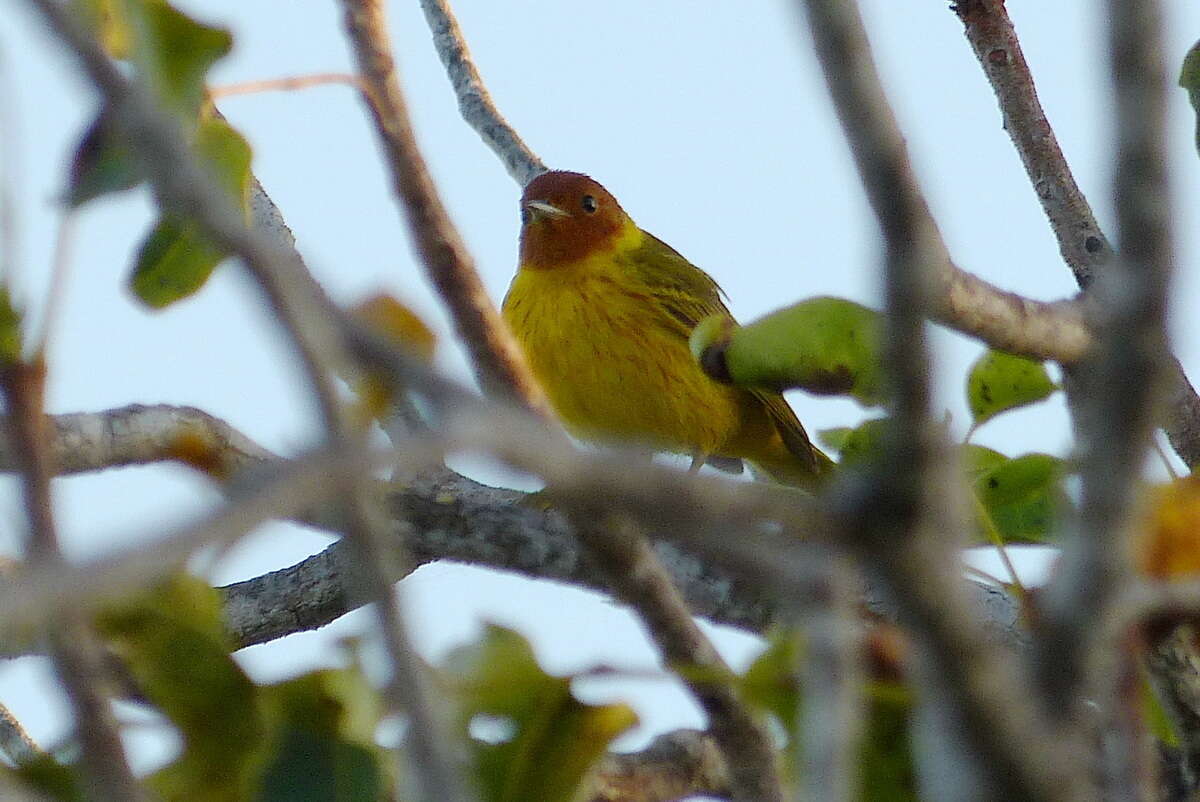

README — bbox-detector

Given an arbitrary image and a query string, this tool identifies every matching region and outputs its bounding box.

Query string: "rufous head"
[518,171,633,269]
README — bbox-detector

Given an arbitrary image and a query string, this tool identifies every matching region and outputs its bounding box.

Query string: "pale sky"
[1,0,1199,777]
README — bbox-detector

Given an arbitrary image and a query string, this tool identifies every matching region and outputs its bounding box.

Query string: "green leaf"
[823,418,889,469]
[966,349,1057,427]
[691,297,886,405]
[8,754,84,802]
[445,624,637,802]
[67,109,144,207]
[97,575,267,801]
[1180,40,1200,154]
[128,116,251,307]
[739,628,802,738]
[972,453,1068,544]
[255,670,387,802]
[816,427,853,453]
[126,0,232,119]
[0,286,23,364]
[961,444,1008,478]
[859,682,917,802]
[130,216,225,307]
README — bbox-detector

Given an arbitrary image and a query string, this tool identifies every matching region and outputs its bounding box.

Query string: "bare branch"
[796,0,1092,798]
[0,445,369,650]
[568,514,784,802]
[342,0,545,413]
[416,0,546,185]
[0,404,274,477]
[584,729,729,802]
[953,0,1200,469]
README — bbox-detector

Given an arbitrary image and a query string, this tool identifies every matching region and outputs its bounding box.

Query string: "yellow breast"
[502,247,746,456]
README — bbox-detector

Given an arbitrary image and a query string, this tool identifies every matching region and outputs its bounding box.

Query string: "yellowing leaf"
[966,349,1057,427]
[71,0,131,58]
[1136,476,1200,579]
[350,294,437,362]
[0,287,23,365]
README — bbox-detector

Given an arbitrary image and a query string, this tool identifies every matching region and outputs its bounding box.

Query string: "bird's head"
[518,171,635,270]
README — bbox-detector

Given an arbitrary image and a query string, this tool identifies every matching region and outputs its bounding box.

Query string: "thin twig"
[208,72,361,98]
[953,0,1200,469]
[416,0,546,185]
[341,0,545,413]
[796,0,1091,798]
[29,209,75,357]
[570,514,784,802]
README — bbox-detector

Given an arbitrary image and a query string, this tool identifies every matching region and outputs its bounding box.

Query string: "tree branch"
[416,0,546,185]
[584,729,729,802]
[342,0,545,413]
[953,0,1200,468]
[796,0,1091,798]
[1034,0,1173,756]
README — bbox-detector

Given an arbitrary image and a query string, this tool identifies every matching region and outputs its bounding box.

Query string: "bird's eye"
[581,195,598,214]
[520,206,531,225]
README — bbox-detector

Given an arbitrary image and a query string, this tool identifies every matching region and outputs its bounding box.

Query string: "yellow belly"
[503,266,751,457]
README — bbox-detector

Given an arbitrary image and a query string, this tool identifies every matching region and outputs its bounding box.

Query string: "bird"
[501,170,831,488]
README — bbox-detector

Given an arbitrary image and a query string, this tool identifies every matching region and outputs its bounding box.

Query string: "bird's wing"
[624,232,822,472]
[622,232,731,332]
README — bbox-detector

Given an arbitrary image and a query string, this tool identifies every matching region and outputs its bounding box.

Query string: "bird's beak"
[524,200,568,220]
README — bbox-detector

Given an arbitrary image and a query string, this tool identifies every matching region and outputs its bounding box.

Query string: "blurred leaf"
[348,294,438,422]
[816,427,852,453]
[739,629,802,738]
[9,754,83,801]
[966,349,1057,427]
[67,109,143,207]
[130,216,225,308]
[98,575,266,801]
[859,682,917,802]
[0,287,23,364]
[821,418,889,469]
[1141,665,1180,749]
[1181,40,1200,155]
[255,670,386,802]
[71,0,131,58]
[961,444,1008,478]
[1136,476,1200,579]
[445,624,637,802]
[350,294,437,362]
[691,297,886,405]
[126,0,232,119]
[972,453,1067,544]
[129,116,251,307]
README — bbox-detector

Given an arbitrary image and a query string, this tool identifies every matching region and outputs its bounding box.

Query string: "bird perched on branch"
[502,170,831,488]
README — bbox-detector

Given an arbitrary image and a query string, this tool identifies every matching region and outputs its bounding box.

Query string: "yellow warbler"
[502,171,831,488]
